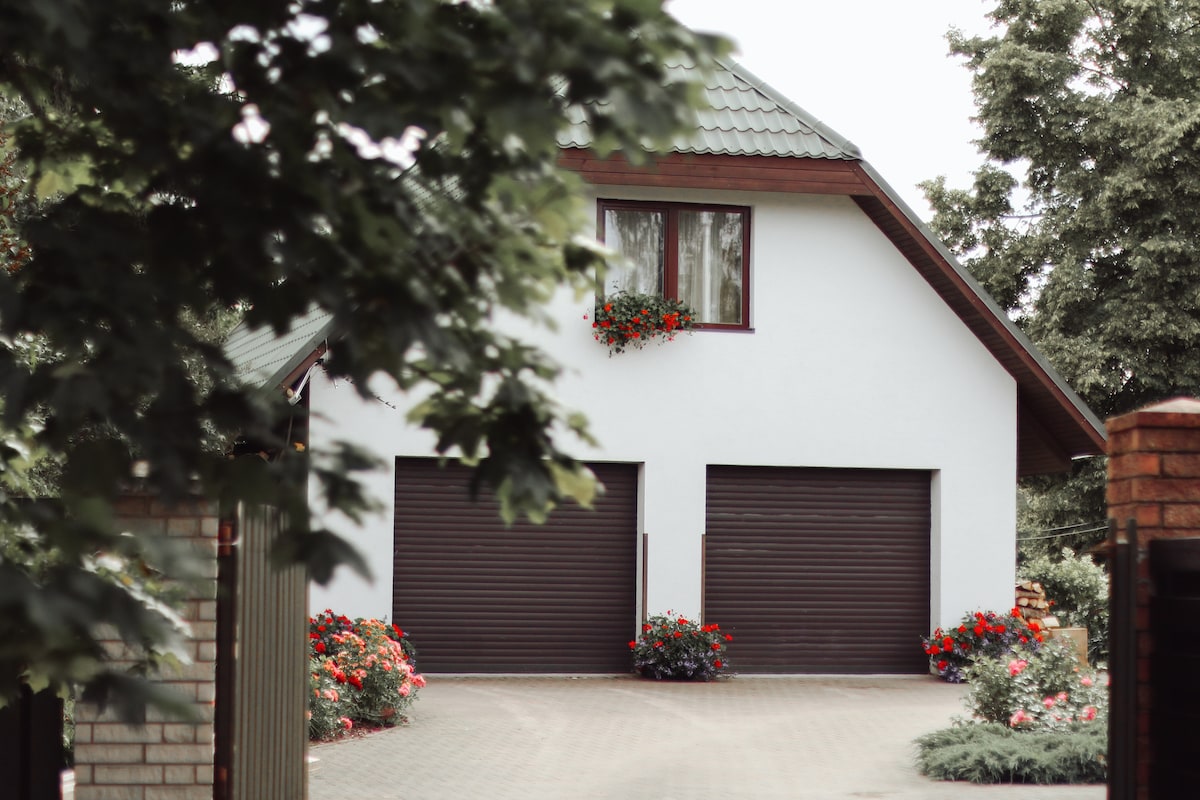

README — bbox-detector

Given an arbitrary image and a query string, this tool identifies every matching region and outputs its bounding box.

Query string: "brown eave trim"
[278,343,327,395]
[559,148,869,196]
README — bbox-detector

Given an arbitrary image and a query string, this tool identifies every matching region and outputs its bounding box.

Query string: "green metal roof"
[223,305,334,392]
[559,56,861,160]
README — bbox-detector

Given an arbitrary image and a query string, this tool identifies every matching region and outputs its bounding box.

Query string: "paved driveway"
[308,675,1106,800]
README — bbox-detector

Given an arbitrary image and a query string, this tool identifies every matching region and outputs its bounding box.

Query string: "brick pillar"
[73,494,219,800]
[1106,396,1200,800]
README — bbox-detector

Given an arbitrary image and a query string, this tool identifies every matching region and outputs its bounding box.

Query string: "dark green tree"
[0,0,723,711]
[924,0,1200,551]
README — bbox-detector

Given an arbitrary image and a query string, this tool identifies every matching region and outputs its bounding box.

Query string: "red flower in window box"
[591,291,697,355]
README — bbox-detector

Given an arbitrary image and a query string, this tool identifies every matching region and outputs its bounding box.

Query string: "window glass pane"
[677,210,743,324]
[603,208,664,296]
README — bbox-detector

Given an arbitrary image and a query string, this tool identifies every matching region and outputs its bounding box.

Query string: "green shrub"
[915,723,1107,784]
[307,610,425,740]
[630,612,732,680]
[964,641,1108,728]
[1019,547,1109,664]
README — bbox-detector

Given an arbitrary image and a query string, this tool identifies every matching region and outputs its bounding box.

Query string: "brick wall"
[1106,396,1200,800]
[73,495,219,800]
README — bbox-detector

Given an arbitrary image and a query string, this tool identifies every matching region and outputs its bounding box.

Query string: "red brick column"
[74,494,219,800]
[1106,397,1200,799]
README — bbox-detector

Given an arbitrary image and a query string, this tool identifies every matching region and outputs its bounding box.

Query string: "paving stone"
[307,676,1107,800]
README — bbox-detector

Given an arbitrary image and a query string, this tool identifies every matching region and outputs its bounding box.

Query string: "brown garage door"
[393,458,637,673]
[704,466,930,674]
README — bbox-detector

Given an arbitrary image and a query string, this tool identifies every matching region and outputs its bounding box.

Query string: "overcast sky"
[667,0,996,220]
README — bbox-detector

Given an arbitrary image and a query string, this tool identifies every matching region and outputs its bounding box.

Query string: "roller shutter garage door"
[705,466,930,674]
[393,458,637,673]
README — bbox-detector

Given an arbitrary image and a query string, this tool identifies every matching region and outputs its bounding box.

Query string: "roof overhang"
[560,147,1106,476]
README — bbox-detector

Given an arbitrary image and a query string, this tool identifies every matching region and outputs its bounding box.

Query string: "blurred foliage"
[926,1,1200,531]
[0,0,725,715]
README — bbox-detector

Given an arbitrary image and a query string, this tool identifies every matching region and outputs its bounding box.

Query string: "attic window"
[598,199,750,328]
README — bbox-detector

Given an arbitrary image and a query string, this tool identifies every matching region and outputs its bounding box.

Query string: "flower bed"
[630,612,732,680]
[921,609,1046,683]
[916,632,1109,784]
[308,610,425,740]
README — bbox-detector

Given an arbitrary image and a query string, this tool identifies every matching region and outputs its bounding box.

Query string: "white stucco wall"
[308,186,1018,632]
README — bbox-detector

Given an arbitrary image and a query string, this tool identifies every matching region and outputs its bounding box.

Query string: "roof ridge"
[713,55,862,160]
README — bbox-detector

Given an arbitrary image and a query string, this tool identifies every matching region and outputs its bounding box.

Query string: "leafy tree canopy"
[0,0,723,711]
[924,0,1200,548]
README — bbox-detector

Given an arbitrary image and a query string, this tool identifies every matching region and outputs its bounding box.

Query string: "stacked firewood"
[1015,580,1055,625]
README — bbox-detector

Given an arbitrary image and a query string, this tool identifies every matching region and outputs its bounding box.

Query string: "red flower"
[315,642,326,653]
[942,637,953,649]
[995,624,1006,633]
[711,643,722,650]
[349,675,363,689]
[317,625,326,632]
[604,303,612,312]
[929,644,941,654]
[309,632,319,639]
[673,631,683,638]
[677,617,688,625]
[393,624,403,637]
[642,623,652,632]
[714,660,723,668]
[973,625,984,636]
[957,625,966,634]
[654,641,664,648]
[724,634,733,642]
[937,660,948,670]
[628,640,637,649]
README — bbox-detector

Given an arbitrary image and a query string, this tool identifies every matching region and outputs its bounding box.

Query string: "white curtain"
[604,208,664,295]
[677,210,743,324]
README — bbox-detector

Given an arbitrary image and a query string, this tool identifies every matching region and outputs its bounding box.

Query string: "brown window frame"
[597,199,752,330]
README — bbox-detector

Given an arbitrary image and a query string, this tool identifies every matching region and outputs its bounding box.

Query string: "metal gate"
[215,505,308,800]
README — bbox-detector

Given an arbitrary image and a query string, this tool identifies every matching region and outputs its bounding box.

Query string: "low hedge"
[915,723,1107,784]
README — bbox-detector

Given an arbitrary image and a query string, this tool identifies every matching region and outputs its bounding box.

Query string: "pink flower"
[1056,691,1069,703]
[1081,706,1098,722]
[340,717,353,731]
[1007,659,1028,676]
[413,674,427,688]
[399,683,411,697]
[1043,697,1056,709]
[1009,709,1031,727]
[1080,676,1093,687]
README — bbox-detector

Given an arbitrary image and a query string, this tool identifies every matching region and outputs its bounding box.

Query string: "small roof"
[223,305,334,393]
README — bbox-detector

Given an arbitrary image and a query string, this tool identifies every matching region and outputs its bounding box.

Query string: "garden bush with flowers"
[308,610,425,741]
[629,612,732,680]
[915,636,1110,784]
[589,291,695,355]
[921,608,1046,683]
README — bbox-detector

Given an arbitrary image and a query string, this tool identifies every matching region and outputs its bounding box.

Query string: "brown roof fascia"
[278,342,328,398]
[558,148,870,196]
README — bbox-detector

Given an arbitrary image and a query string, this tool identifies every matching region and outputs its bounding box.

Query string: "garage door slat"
[393,459,637,673]
[704,465,930,675]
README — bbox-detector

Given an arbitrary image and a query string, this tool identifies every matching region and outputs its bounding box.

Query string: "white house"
[225,56,1105,675]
